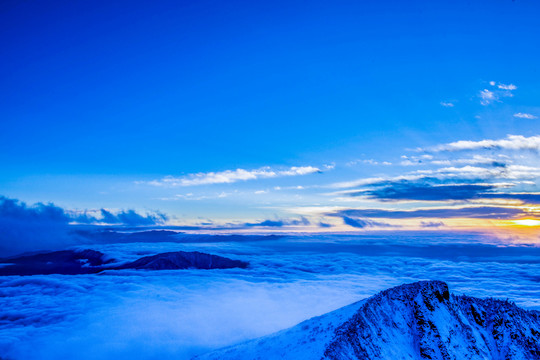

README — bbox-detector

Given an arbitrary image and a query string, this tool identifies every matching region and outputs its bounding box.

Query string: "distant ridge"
[197,281,540,360]
[115,251,248,270]
[0,249,248,275]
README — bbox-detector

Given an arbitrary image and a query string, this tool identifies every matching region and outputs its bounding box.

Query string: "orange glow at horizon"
[513,219,540,226]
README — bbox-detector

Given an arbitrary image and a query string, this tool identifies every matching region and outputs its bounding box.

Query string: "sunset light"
[513,219,540,227]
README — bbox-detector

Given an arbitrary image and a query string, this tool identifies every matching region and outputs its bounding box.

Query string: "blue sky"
[2,0,540,232]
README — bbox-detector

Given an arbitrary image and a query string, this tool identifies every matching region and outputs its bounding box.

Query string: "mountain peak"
[369,280,450,306]
[325,280,540,360]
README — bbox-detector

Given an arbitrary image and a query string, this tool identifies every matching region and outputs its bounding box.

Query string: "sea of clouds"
[1,233,540,359]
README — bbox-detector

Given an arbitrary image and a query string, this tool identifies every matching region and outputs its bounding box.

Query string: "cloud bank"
[0,196,168,256]
[1,236,540,359]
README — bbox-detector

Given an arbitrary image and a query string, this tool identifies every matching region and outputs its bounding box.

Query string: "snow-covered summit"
[197,280,540,360]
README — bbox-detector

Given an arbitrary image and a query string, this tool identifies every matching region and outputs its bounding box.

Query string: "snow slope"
[197,280,540,360]
[195,299,365,360]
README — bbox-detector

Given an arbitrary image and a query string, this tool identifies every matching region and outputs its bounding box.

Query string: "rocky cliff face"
[197,281,540,360]
[325,280,540,359]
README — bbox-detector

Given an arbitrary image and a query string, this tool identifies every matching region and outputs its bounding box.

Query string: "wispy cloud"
[514,113,537,119]
[355,183,496,202]
[497,83,517,90]
[347,159,392,166]
[341,216,396,229]
[331,206,527,220]
[413,164,540,182]
[322,132,540,228]
[440,101,454,107]
[244,217,310,227]
[330,134,540,206]
[422,134,540,152]
[146,166,322,187]
[420,221,445,228]
[347,179,540,204]
[479,89,497,105]
[430,155,503,166]
[479,82,517,105]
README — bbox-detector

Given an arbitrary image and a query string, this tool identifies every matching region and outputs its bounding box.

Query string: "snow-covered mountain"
[196,280,540,360]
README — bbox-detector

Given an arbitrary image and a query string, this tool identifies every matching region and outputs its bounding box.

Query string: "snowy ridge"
[195,299,365,360]
[197,281,540,360]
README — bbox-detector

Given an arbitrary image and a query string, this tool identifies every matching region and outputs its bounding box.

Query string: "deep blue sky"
[2,0,540,229]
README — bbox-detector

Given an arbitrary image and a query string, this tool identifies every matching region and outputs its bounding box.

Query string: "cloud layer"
[1,235,539,359]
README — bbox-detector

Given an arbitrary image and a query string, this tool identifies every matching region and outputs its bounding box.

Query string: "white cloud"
[430,155,499,166]
[328,174,426,189]
[2,239,540,359]
[147,166,321,187]
[328,164,539,192]
[278,166,321,177]
[413,164,540,182]
[329,154,540,191]
[398,154,433,166]
[423,134,540,152]
[479,82,516,105]
[400,160,416,166]
[346,159,386,166]
[498,83,517,90]
[514,113,537,119]
[440,101,454,107]
[479,89,496,105]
